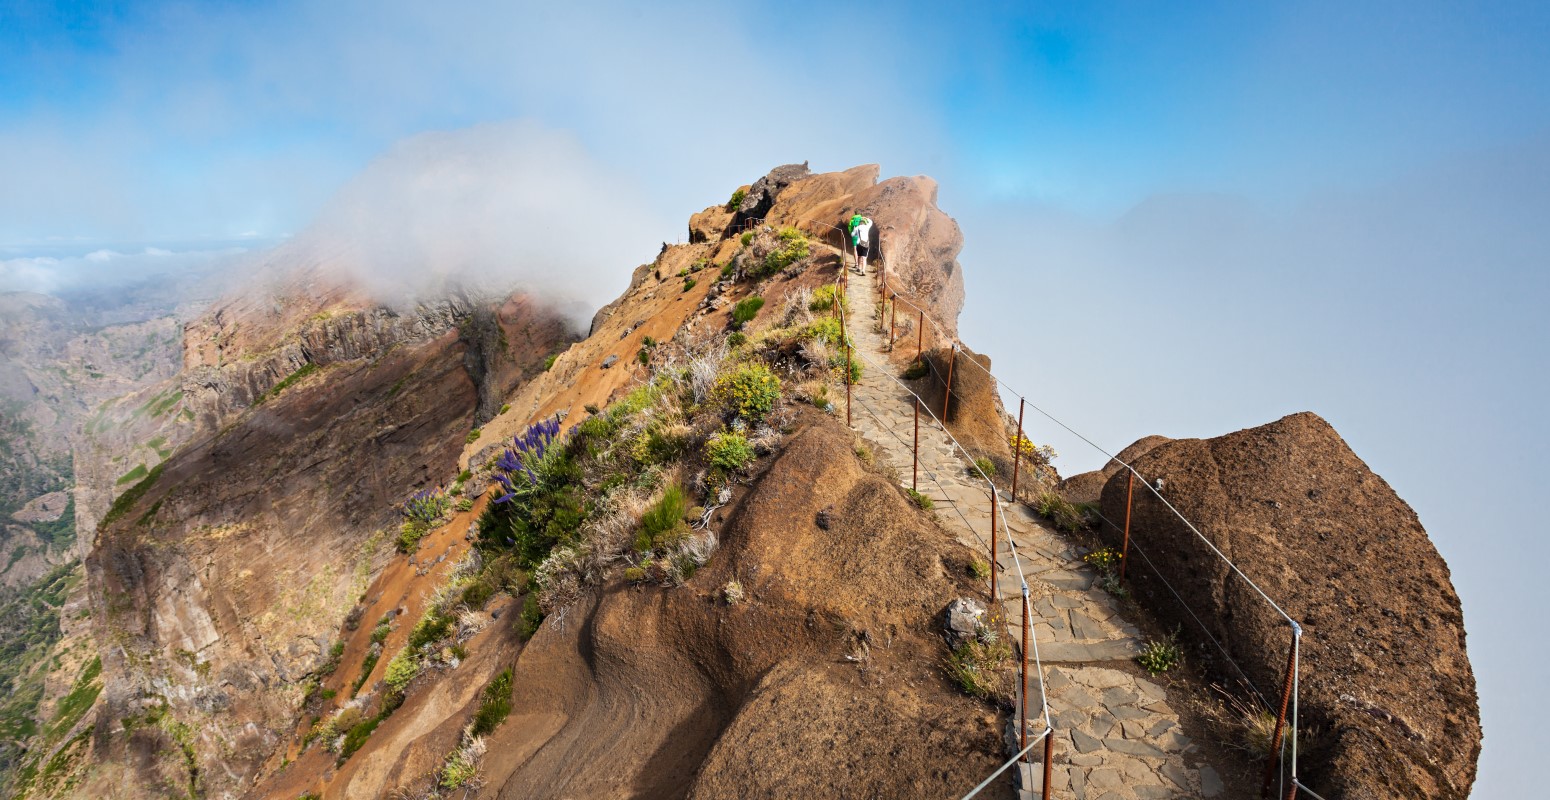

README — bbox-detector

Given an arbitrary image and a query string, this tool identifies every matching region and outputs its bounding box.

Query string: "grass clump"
[722,580,745,605]
[727,188,746,211]
[730,295,764,328]
[634,486,690,552]
[466,427,482,444]
[739,231,753,247]
[972,457,996,477]
[1034,491,1085,533]
[683,278,697,292]
[968,559,990,580]
[470,668,514,737]
[713,362,780,422]
[1136,633,1182,675]
[945,637,1011,699]
[902,359,928,380]
[517,593,544,640]
[544,354,559,371]
[907,488,933,510]
[705,430,755,472]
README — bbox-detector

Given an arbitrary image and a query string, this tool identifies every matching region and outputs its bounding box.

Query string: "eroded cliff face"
[16,249,575,798]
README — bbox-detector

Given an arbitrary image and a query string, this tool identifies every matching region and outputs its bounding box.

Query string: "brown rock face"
[1098,412,1479,799]
[82,274,571,797]
[748,164,968,336]
[1058,434,1172,504]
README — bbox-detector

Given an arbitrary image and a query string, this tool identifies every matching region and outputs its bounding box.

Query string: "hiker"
[847,213,873,274]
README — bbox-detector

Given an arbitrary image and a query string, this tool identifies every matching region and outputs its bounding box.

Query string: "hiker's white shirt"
[853,219,873,245]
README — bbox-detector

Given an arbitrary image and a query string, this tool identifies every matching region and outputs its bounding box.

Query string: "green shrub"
[339,713,383,760]
[809,284,848,313]
[517,593,545,640]
[624,566,647,583]
[831,353,862,383]
[456,498,474,512]
[757,227,810,277]
[407,607,454,651]
[466,428,482,444]
[969,559,990,579]
[384,650,419,695]
[440,746,479,789]
[727,188,746,211]
[544,354,559,371]
[470,668,514,736]
[740,231,753,247]
[907,488,933,510]
[804,316,845,346]
[972,457,996,477]
[730,296,764,328]
[677,268,689,278]
[903,359,928,380]
[460,578,495,608]
[396,520,427,553]
[713,362,780,422]
[727,331,747,347]
[683,278,697,292]
[705,430,755,472]
[637,486,689,551]
[370,618,393,645]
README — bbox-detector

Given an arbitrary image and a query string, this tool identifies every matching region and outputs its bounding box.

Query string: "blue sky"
[3,1,1548,795]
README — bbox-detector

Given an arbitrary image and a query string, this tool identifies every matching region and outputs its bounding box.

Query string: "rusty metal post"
[1120,472,1135,580]
[1042,725,1054,796]
[1285,780,1300,800]
[889,292,896,349]
[1020,583,1030,760]
[989,486,1000,601]
[912,398,919,491]
[844,336,853,427]
[941,345,957,422]
[1261,624,1302,798]
[841,302,852,428]
[1010,398,1026,501]
[916,310,924,357]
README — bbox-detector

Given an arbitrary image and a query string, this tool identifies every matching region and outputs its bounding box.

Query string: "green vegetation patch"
[730,296,764,328]
[470,668,514,737]
[115,464,149,486]
[256,362,319,404]
[101,463,164,528]
[45,656,101,742]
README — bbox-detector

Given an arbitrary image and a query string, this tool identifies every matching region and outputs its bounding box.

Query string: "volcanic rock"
[1097,412,1479,799]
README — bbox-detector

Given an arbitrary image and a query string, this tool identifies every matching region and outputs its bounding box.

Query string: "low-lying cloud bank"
[299,119,670,323]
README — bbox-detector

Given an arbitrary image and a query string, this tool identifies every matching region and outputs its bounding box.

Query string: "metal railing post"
[989,486,1000,601]
[1010,398,1025,501]
[1120,472,1134,579]
[1261,623,1302,798]
[1042,726,1055,797]
[889,292,896,350]
[1020,583,1030,759]
[916,310,924,357]
[941,344,957,421]
[912,398,919,491]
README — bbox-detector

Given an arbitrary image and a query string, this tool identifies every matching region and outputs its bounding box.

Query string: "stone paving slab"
[842,274,1214,799]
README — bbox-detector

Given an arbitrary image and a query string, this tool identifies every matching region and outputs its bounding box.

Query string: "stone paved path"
[840,272,1222,799]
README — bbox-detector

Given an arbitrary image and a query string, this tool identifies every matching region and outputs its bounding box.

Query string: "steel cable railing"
[822,267,1059,799]
[872,260,1313,799]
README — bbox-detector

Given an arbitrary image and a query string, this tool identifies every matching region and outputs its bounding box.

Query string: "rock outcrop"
[1098,412,1479,799]
[1058,434,1172,504]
